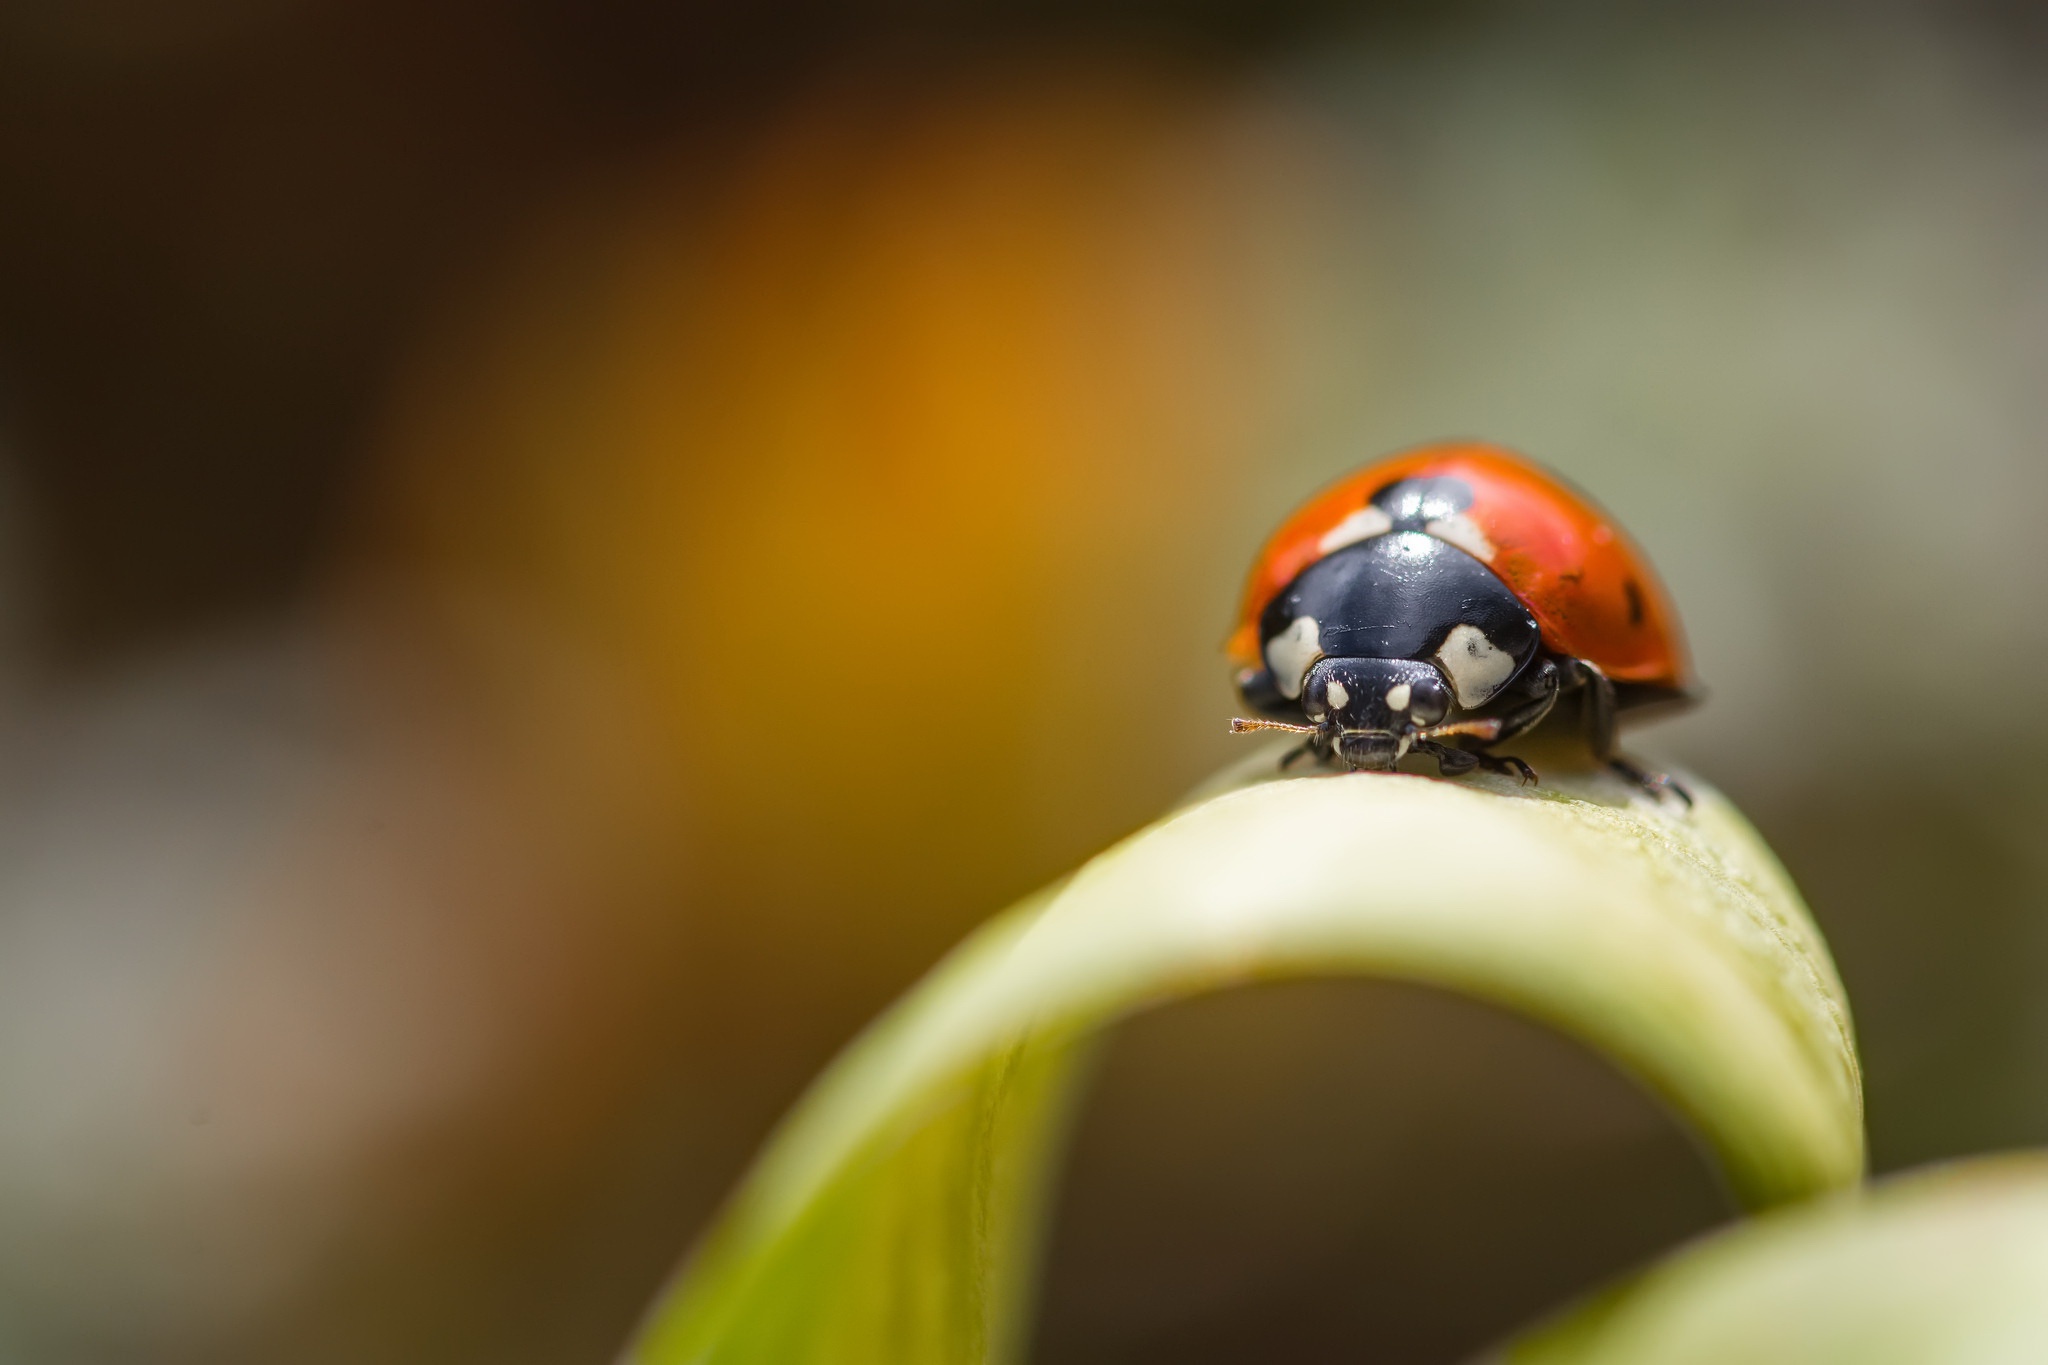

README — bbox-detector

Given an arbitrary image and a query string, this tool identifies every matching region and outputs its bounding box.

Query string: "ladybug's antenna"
[1229,717,1319,735]
[1418,717,1504,741]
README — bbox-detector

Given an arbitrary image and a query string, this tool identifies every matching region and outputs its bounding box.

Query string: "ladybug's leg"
[1574,662,1690,804]
[1438,658,1560,788]
[1471,751,1539,786]
[1413,738,1479,777]
[1608,754,1694,808]
[1415,739,1538,786]
[1580,662,1620,760]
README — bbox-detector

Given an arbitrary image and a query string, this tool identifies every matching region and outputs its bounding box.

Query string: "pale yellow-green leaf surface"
[625,747,1863,1365]
[1505,1154,2048,1364]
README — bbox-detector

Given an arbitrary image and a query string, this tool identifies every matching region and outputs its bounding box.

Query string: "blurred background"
[2,1,2046,1361]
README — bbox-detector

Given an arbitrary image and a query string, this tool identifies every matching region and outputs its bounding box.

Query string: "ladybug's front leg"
[1472,751,1539,785]
[1413,738,1478,777]
[1415,738,1538,786]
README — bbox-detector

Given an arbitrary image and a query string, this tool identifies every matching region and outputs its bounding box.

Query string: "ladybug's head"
[1299,657,1453,771]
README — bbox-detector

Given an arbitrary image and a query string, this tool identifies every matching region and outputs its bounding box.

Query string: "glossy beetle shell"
[1228,441,1690,693]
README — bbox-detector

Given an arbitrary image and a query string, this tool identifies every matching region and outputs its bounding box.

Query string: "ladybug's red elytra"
[1228,441,1693,799]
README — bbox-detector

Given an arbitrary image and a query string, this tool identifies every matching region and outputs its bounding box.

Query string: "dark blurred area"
[2,2,2046,1362]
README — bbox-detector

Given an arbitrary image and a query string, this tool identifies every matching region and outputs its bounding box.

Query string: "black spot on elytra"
[1624,578,1645,627]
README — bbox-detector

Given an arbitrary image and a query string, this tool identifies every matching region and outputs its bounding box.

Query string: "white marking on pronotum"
[1436,623,1515,707]
[1317,506,1393,555]
[1325,678,1350,710]
[1384,682,1411,712]
[1425,513,1497,562]
[1266,615,1323,700]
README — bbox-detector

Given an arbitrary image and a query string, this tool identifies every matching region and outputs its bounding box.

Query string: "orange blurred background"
[3,3,2047,1362]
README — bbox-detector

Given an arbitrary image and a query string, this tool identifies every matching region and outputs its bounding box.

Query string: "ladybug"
[1227,441,1692,798]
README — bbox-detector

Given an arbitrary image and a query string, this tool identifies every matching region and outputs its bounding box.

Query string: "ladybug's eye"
[1400,674,1452,727]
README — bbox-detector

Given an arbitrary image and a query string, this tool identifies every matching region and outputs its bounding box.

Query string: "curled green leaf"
[1506,1154,2048,1364]
[627,750,1864,1365]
